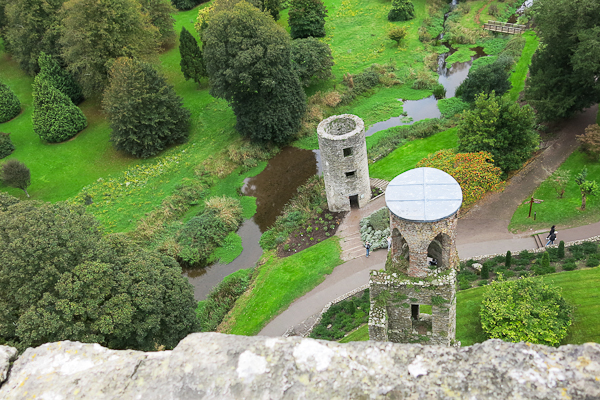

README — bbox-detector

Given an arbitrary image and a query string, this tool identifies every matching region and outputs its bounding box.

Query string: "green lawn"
[457,266,600,346]
[508,30,539,101]
[369,127,458,180]
[221,238,342,336]
[509,150,600,233]
[339,324,369,343]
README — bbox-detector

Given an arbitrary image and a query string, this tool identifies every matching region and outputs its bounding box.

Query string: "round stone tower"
[369,167,463,346]
[317,114,370,212]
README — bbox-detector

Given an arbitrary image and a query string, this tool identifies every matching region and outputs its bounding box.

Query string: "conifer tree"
[32,76,87,142]
[37,52,84,105]
[0,81,21,123]
[103,58,191,158]
[179,27,205,84]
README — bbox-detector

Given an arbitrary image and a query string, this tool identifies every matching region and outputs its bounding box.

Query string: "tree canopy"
[139,0,177,48]
[456,58,512,103]
[288,0,327,39]
[290,37,334,86]
[0,81,21,123]
[204,1,306,144]
[1,159,30,197]
[103,57,191,158]
[179,26,205,84]
[457,92,538,174]
[388,0,414,22]
[59,0,160,97]
[37,51,84,105]
[0,201,198,351]
[524,0,600,121]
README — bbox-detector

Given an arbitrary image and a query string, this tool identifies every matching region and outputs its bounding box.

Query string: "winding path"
[259,105,600,337]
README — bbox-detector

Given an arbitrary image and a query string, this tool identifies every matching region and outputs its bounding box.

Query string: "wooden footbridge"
[483,20,526,34]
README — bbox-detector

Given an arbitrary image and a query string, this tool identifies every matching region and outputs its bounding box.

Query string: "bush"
[197,269,252,332]
[488,4,499,16]
[505,250,512,268]
[0,133,15,159]
[582,241,598,255]
[0,81,21,123]
[416,149,504,206]
[288,0,327,39]
[541,251,550,269]
[32,76,87,142]
[562,261,577,271]
[310,290,370,341]
[576,124,600,161]
[432,84,446,99]
[1,159,31,197]
[360,207,390,250]
[480,262,489,279]
[558,240,565,258]
[104,58,190,158]
[437,97,469,118]
[480,276,573,346]
[388,0,415,21]
[586,255,599,268]
[37,52,83,105]
[177,196,243,266]
[456,59,512,103]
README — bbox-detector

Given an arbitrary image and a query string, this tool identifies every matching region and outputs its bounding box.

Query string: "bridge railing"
[483,20,526,34]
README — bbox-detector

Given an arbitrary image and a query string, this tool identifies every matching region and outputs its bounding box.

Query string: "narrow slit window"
[343,147,353,157]
[345,171,356,178]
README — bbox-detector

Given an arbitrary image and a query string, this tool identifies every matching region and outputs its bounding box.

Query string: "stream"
[185,11,490,300]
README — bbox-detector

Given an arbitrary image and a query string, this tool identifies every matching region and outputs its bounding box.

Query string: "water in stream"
[184,147,322,300]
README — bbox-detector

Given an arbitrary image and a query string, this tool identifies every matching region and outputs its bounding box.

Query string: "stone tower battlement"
[317,114,370,212]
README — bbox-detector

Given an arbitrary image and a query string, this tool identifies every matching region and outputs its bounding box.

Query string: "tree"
[456,58,512,103]
[1,159,30,197]
[524,0,600,121]
[204,1,306,144]
[103,58,191,158]
[0,202,198,351]
[0,81,21,122]
[575,167,599,211]
[248,0,281,21]
[32,75,87,142]
[290,37,333,87]
[548,169,570,198]
[3,0,65,75]
[388,0,415,22]
[576,124,600,161]
[457,92,539,174]
[37,51,84,105]
[288,0,327,39]
[139,0,177,49]
[480,276,572,346]
[388,26,408,47]
[59,0,160,97]
[179,26,205,84]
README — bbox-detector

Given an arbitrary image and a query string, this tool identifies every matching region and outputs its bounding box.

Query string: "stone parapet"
[1,335,599,399]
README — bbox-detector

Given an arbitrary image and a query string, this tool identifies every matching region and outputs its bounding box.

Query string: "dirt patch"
[371,186,383,198]
[277,209,347,257]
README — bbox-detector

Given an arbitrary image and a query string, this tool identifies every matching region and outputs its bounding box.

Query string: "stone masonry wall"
[369,269,456,346]
[390,211,459,278]
[317,114,370,212]
[1,334,599,399]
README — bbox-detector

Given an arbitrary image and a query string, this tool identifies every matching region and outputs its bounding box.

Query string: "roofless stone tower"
[369,167,462,346]
[317,114,370,212]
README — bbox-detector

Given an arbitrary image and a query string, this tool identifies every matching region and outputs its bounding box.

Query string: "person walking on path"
[365,241,371,258]
[387,236,392,252]
[546,225,557,246]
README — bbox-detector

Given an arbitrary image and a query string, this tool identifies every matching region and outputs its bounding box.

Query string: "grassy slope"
[508,30,539,101]
[220,238,342,335]
[457,266,600,346]
[509,151,600,233]
[369,127,458,180]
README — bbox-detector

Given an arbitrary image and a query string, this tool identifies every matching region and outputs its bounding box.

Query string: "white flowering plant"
[360,207,390,250]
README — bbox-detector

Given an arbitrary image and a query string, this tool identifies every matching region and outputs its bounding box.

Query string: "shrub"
[557,241,565,258]
[480,276,573,346]
[32,76,87,142]
[104,58,190,158]
[359,207,390,250]
[416,149,504,206]
[432,84,446,99]
[541,251,550,269]
[310,290,370,341]
[562,261,576,271]
[480,262,490,279]
[456,59,512,103]
[488,4,499,16]
[437,97,469,118]
[505,250,512,268]
[197,269,252,332]
[0,81,21,123]
[388,0,415,21]
[0,133,15,159]
[288,0,327,39]
[411,70,437,90]
[576,124,600,161]
[179,27,205,85]
[37,52,83,105]
[586,255,599,268]
[388,26,408,46]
